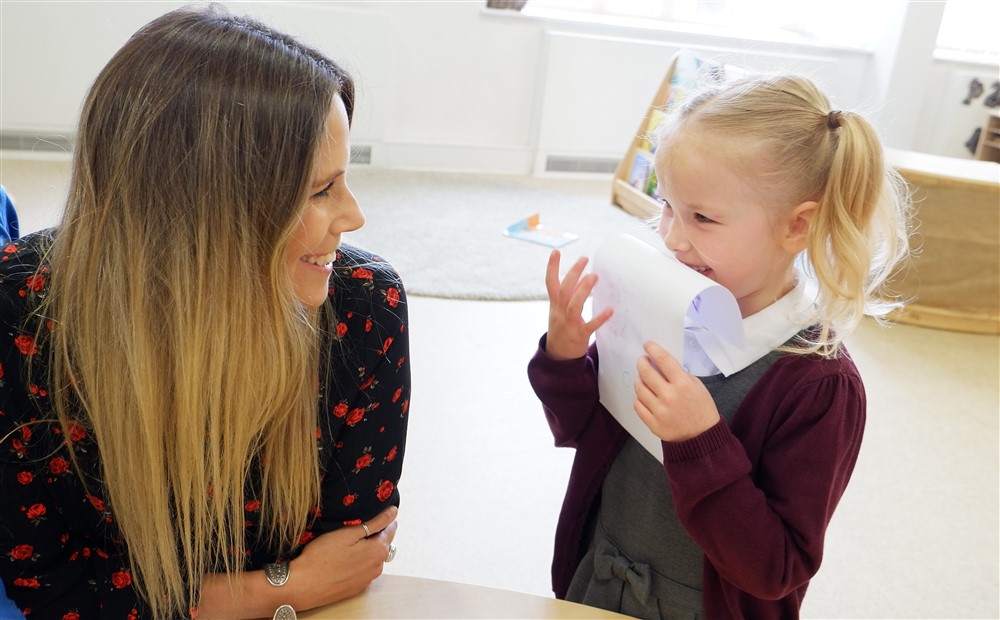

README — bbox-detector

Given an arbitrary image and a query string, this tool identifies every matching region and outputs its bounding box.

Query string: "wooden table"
[298,574,631,619]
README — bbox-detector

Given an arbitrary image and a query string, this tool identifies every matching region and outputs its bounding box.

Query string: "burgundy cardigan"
[527,335,865,619]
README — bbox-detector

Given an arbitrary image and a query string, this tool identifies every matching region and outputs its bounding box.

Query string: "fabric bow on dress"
[593,538,653,606]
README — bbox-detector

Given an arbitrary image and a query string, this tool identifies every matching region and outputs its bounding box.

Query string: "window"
[522,0,882,50]
[935,0,999,63]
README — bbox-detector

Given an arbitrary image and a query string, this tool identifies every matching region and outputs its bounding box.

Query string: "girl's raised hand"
[634,341,720,442]
[544,250,613,361]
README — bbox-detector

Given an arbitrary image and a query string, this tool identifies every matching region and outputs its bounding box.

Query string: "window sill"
[483,6,871,58]
[933,49,1000,68]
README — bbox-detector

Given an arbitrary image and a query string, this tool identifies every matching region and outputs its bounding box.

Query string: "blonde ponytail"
[807,110,912,355]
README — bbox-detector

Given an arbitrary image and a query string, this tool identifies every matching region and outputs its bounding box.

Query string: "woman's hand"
[196,506,398,618]
[544,250,613,361]
[289,505,399,610]
[634,341,720,442]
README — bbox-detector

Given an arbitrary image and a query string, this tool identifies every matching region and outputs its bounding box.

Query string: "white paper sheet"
[592,234,744,462]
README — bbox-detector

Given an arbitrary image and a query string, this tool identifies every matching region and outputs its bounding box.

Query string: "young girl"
[528,74,910,618]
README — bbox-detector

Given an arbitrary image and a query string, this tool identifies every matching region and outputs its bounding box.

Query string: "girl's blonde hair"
[36,6,353,616]
[659,74,911,356]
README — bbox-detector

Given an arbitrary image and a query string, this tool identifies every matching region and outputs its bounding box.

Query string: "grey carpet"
[344,168,661,300]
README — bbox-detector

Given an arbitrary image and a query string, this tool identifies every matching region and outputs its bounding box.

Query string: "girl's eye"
[659,199,672,213]
[694,213,715,224]
[311,181,335,200]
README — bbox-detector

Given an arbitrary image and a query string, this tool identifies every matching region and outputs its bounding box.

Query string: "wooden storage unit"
[887,148,1000,334]
[974,111,1000,163]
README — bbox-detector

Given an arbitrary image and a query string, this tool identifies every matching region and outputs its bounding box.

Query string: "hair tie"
[826,110,842,130]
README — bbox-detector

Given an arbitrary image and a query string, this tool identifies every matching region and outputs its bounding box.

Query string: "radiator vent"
[0,132,74,154]
[545,155,618,174]
[0,132,375,166]
[350,144,372,165]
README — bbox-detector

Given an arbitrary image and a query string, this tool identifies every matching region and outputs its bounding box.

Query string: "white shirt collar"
[683,272,816,377]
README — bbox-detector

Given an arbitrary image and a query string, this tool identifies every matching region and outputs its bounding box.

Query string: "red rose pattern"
[354,453,373,472]
[85,494,105,512]
[13,334,39,355]
[10,544,33,561]
[376,480,394,503]
[346,408,365,426]
[385,287,400,308]
[68,422,87,442]
[111,570,132,589]
[49,456,69,476]
[26,503,46,520]
[25,274,46,292]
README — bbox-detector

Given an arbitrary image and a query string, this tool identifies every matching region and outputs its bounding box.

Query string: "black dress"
[0,231,410,618]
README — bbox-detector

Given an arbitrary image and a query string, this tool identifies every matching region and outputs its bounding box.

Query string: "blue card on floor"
[504,213,579,248]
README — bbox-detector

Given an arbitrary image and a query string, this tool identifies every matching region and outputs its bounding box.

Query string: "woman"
[0,6,409,618]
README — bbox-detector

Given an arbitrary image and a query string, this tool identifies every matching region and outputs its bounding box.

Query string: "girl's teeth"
[303,252,335,265]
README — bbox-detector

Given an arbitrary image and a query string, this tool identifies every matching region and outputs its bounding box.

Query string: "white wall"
[1,1,997,174]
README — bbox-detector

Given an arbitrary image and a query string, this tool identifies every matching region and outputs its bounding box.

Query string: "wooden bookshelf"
[610,53,681,220]
[610,50,743,219]
[974,111,1000,163]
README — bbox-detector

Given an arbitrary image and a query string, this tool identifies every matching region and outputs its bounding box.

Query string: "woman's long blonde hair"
[659,74,912,356]
[37,6,354,616]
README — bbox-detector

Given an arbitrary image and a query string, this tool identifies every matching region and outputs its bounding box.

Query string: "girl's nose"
[662,216,689,253]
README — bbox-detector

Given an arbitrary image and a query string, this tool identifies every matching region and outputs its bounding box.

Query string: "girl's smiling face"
[285,96,364,308]
[655,125,805,318]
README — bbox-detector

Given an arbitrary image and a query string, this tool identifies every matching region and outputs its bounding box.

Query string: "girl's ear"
[782,200,818,253]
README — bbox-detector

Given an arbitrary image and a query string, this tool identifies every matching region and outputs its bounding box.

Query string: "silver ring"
[361,523,371,538]
[263,562,289,587]
[385,543,396,563]
[273,604,297,620]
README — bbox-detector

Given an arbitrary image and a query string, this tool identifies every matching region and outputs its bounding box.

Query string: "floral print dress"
[0,231,410,618]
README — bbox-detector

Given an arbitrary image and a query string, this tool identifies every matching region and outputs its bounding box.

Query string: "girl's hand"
[289,505,399,609]
[544,250,613,361]
[634,341,720,442]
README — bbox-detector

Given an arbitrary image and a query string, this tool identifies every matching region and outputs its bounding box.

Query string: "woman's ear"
[782,200,818,253]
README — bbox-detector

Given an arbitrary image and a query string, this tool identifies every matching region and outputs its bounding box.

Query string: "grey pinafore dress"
[566,351,782,619]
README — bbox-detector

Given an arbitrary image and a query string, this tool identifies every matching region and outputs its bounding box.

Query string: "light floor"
[2,157,998,619]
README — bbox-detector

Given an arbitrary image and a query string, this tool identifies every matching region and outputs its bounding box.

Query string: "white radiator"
[533,30,855,175]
